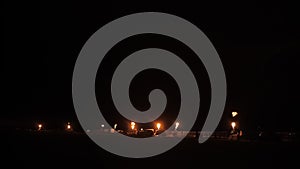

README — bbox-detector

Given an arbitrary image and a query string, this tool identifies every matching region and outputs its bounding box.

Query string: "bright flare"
[131,122,135,130]
[175,122,179,130]
[38,124,42,130]
[232,111,238,117]
[231,122,236,129]
[66,122,71,130]
[114,124,117,130]
[156,123,161,130]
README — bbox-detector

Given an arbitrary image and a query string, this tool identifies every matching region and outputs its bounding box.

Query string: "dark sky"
[2,1,298,131]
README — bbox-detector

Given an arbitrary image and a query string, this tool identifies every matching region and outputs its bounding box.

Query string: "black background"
[2,1,299,168]
[2,1,298,131]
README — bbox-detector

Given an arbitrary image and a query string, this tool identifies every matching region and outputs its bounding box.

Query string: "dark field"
[3,130,299,169]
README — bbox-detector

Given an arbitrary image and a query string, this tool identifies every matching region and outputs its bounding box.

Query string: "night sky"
[2,1,298,132]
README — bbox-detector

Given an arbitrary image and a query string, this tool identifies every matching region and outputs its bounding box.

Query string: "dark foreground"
[2,130,299,169]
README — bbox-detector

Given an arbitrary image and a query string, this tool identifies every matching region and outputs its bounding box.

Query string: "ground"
[3,130,299,168]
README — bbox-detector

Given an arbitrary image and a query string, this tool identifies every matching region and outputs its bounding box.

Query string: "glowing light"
[156,123,161,130]
[232,111,238,117]
[130,122,135,130]
[101,124,105,128]
[175,122,179,130]
[66,122,71,130]
[114,124,117,129]
[231,122,236,129]
[38,124,42,130]
[141,128,143,131]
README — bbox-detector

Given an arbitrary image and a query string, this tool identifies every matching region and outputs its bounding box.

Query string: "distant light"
[38,124,42,131]
[231,122,236,129]
[114,124,117,130]
[66,122,72,130]
[232,111,238,117]
[101,124,105,128]
[130,122,135,130]
[175,122,179,130]
[156,123,161,130]
[141,128,144,131]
